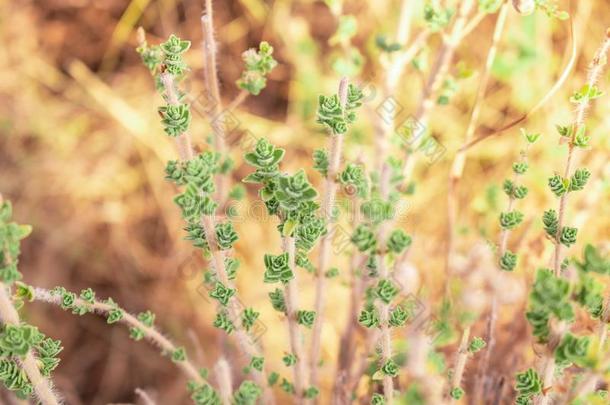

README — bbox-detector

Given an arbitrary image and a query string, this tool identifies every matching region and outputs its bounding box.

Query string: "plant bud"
[512,0,535,15]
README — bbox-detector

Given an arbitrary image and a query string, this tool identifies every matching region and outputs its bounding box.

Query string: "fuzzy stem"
[472,297,497,403]
[283,236,307,402]
[134,388,156,405]
[200,215,273,403]
[227,90,249,112]
[335,247,366,383]
[32,287,206,387]
[160,73,194,162]
[537,34,610,404]
[537,355,556,405]
[309,77,349,390]
[449,326,471,402]
[201,1,225,154]
[552,33,610,276]
[201,3,228,203]
[213,357,233,405]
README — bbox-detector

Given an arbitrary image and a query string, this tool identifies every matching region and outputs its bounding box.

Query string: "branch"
[283,236,307,402]
[32,287,207,386]
[309,77,348,389]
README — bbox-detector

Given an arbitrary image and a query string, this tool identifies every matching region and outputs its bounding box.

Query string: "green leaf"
[559,226,578,247]
[499,210,524,230]
[555,333,590,367]
[468,337,486,353]
[209,282,236,306]
[282,353,297,367]
[499,250,517,271]
[386,230,412,254]
[514,368,543,397]
[569,168,591,192]
[296,310,316,328]
[263,253,293,283]
[215,222,238,250]
[542,209,558,239]
[375,279,399,304]
[351,225,376,252]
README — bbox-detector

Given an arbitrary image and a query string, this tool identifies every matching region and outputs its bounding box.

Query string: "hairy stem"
[449,326,471,402]
[552,33,610,276]
[213,357,233,405]
[309,77,348,391]
[200,215,273,402]
[134,388,156,405]
[201,1,228,203]
[537,34,610,404]
[472,297,497,403]
[32,287,206,387]
[283,236,307,402]
[227,90,249,112]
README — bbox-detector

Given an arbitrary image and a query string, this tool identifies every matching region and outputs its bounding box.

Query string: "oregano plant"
[3,1,610,404]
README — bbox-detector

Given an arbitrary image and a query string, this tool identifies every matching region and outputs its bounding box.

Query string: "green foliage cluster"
[236,42,278,95]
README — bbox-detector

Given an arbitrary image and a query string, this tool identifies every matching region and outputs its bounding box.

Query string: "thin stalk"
[0,286,61,405]
[367,1,425,399]
[335,250,366,381]
[227,90,249,112]
[538,356,557,405]
[552,33,610,276]
[538,33,610,405]
[134,388,156,405]
[309,77,348,390]
[213,357,233,405]
[32,287,206,387]
[200,215,273,403]
[449,326,471,402]
[472,297,497,403]
[160,73,194,161]
[283,236,307,401]
[201,1,228,203]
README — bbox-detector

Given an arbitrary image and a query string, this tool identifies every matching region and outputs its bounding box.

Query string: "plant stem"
[335,249,366,384]
[213,357,233,405]
[134,388,156,405]
[227,90,249,112]
[538,33,610,405]
[472,297,497,403]
[538,355,556,405]
[201,1,228,203]
[309,77,348,390]
[449,326,471,402]
[32,287,207,387]
[200,215,274,403]
[0,285,61,405]
[283,236,307,402]
[552,32,610,276]
[160,73,194,162]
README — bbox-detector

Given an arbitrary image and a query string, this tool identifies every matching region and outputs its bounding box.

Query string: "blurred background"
[0,0,609,403]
